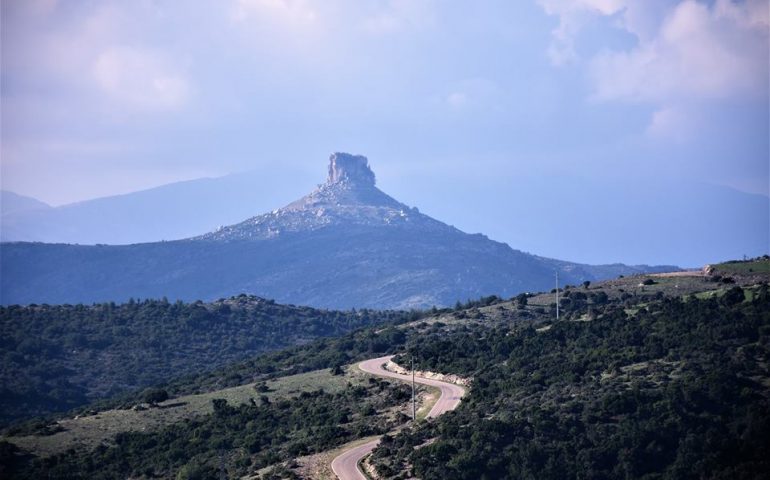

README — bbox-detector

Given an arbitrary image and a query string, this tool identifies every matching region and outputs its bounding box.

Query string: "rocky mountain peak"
[198,152,449,242]
[326,152,375,187]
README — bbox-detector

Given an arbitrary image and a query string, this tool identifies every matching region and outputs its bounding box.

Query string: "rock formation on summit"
[327,153,376,187]
[201,152,448,241]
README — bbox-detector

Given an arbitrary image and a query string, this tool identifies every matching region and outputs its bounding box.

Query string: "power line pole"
[411,356,416,421]
[556,270,560,321]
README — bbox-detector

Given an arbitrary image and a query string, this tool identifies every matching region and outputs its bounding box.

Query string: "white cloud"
[538,0,626,17]
[538,0,627,64]
[589,0,769,102]
[92,47,191,111]
[538,0,769,135]
[539,0,769,100]
[646,105,690,140]
[3,3,193,113]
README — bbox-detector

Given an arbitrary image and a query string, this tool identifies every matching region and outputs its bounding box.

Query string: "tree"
[721,286,745,306]
[592,291,609,305]
[516,293,528,308]
[582,281,591,289]
[212,398,231,417]
[176,461,218,480]
[143,388,169,406]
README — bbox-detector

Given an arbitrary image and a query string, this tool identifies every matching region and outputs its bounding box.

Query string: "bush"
[143,388,169,405]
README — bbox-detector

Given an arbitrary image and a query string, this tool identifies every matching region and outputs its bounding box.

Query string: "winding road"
[331,355,466,480]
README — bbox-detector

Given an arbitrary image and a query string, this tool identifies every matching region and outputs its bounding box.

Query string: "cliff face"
[326,152,375,186]
[1,153,677,309]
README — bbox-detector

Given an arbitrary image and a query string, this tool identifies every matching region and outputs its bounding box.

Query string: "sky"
[1,0,768,264]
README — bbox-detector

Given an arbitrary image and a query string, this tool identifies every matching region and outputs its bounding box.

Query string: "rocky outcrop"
[385,359,472,387]
[326,152,376,187]
[198,152,450,242]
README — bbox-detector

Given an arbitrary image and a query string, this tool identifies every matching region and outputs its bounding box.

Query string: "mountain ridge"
[1,160,766,266]
[1,153,678,308]
[0,191,52,216]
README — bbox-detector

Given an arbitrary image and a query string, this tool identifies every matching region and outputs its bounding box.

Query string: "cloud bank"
[539,0,769,119]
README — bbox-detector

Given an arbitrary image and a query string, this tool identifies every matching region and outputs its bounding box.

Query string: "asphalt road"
[358,355,465,417]
[330,438,381,480]
[331,355,466,479]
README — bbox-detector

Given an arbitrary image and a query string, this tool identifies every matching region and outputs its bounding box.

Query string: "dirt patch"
[649,270,704,278]
[293,449,338,479]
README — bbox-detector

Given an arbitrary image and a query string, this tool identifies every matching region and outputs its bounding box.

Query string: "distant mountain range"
[2,161,767,268]
[0,169,311,245]
[1,191,53,217]
[1,153,677,308]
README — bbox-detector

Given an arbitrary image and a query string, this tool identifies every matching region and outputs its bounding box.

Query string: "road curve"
[330,438,380,480]
[331,355,466,479]
[357,356,465,418]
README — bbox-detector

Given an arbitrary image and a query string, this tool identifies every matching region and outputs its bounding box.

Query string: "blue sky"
[1,0,768,264]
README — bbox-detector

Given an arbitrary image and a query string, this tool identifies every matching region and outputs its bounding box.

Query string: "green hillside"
[1,260,768,479]
[374,284,770,479]
[0,295,420,426]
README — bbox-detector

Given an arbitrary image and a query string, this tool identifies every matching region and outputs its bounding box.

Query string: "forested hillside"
[0,295,419,426]
[373,285,770,479]
[2,262,768,479]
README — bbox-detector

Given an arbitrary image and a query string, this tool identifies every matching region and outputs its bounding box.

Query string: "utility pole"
[411,357,416,421]
[555,270,560,321]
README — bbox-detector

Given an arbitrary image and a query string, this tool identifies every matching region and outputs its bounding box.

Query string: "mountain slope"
[0,191,51,216]
[0,153,676,308]
[0,171,309,244]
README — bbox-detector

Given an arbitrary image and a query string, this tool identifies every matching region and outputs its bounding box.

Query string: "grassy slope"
[0,295,417,426]
[6,368,367,457]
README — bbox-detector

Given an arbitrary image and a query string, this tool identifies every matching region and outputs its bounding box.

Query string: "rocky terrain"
[200,153,452,242]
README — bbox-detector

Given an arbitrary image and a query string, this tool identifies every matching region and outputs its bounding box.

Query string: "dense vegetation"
[371,285,770,479]
[2,378,415,479]
[0,295,420,426]
[3,264,768,479]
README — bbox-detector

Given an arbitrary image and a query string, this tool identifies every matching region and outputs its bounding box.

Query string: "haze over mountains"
[0,170,310,247]
[1,153,677,309]
[2,161,766,267]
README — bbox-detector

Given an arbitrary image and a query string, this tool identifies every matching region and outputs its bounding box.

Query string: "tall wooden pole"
[556,271,560,320]
[412,357,416,421]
